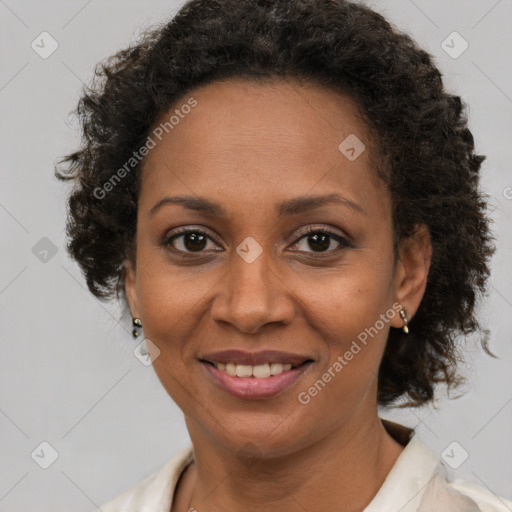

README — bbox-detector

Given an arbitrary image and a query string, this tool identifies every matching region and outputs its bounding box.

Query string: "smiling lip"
[201,360,312,399]
[199,349,312,366]
[198,349,314,400]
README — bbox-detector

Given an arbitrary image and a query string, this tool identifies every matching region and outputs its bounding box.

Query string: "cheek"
[297,285,393,420]
[135,246,211,341]
[298,258,395,390]
[302,256,395,338]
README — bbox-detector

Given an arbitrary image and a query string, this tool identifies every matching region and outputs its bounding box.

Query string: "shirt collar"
[363,419,441,512]
[140,419,440,512]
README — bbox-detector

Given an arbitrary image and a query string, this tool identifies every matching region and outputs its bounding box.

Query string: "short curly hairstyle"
[55,0,495,407]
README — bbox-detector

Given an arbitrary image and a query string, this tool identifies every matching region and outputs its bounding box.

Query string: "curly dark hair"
[55,0,495,407]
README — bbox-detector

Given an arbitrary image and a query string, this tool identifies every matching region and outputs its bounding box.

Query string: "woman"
[55,0,511,510]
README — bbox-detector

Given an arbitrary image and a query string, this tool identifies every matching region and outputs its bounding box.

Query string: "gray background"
[1,0,511,510]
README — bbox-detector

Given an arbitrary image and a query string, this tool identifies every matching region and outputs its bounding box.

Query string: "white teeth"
[214,362,296,378]
[235,365,253,378]
[270,363,284,375]
[253,363,271,378]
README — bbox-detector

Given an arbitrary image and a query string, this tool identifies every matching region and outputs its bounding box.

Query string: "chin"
[204,412,318,459]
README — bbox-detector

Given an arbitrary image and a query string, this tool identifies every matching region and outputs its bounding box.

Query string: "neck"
[181,412,406,512]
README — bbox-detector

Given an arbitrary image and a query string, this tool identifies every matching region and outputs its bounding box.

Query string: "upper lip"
[199,349,313,366]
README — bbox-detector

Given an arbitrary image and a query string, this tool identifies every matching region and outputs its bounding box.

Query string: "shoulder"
[97,446,194,512]
[418,463,512,512]
[447,478,512,512]
[372,421,511,512]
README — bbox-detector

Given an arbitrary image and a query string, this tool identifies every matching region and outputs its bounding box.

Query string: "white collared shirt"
[97,431,512,511]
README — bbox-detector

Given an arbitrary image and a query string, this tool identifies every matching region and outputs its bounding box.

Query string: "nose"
[210,247,296,334]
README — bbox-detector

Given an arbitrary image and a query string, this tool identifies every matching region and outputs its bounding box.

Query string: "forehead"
[138,78,387,219]
[148,77,368,160]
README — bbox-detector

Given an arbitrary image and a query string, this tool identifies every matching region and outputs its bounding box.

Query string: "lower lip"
[201,361,312,399]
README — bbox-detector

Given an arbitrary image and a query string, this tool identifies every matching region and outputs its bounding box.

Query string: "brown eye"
[289,228,352,254]
[163,229,220,254]
[162,226,351,257]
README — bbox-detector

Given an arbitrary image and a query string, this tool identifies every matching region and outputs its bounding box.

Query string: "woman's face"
[125,78,426,457]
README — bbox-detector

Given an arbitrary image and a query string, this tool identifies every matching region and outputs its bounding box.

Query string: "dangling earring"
[399,308,409,334]
[132,317,142,338]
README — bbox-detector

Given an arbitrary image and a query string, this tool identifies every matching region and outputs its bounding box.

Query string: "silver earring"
[132,317,142,338]
[399,308,409,334]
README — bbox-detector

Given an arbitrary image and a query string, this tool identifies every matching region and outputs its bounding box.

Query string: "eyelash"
[161,226,353,257]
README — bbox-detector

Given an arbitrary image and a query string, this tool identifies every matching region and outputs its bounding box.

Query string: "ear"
[390,224,432,328]
[123,257,141,319]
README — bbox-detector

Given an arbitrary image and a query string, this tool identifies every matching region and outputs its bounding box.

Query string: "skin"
[124,78,432,512]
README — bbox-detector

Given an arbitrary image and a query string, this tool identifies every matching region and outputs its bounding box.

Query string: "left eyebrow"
[148,192,367,218]
[276,193,367,218]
